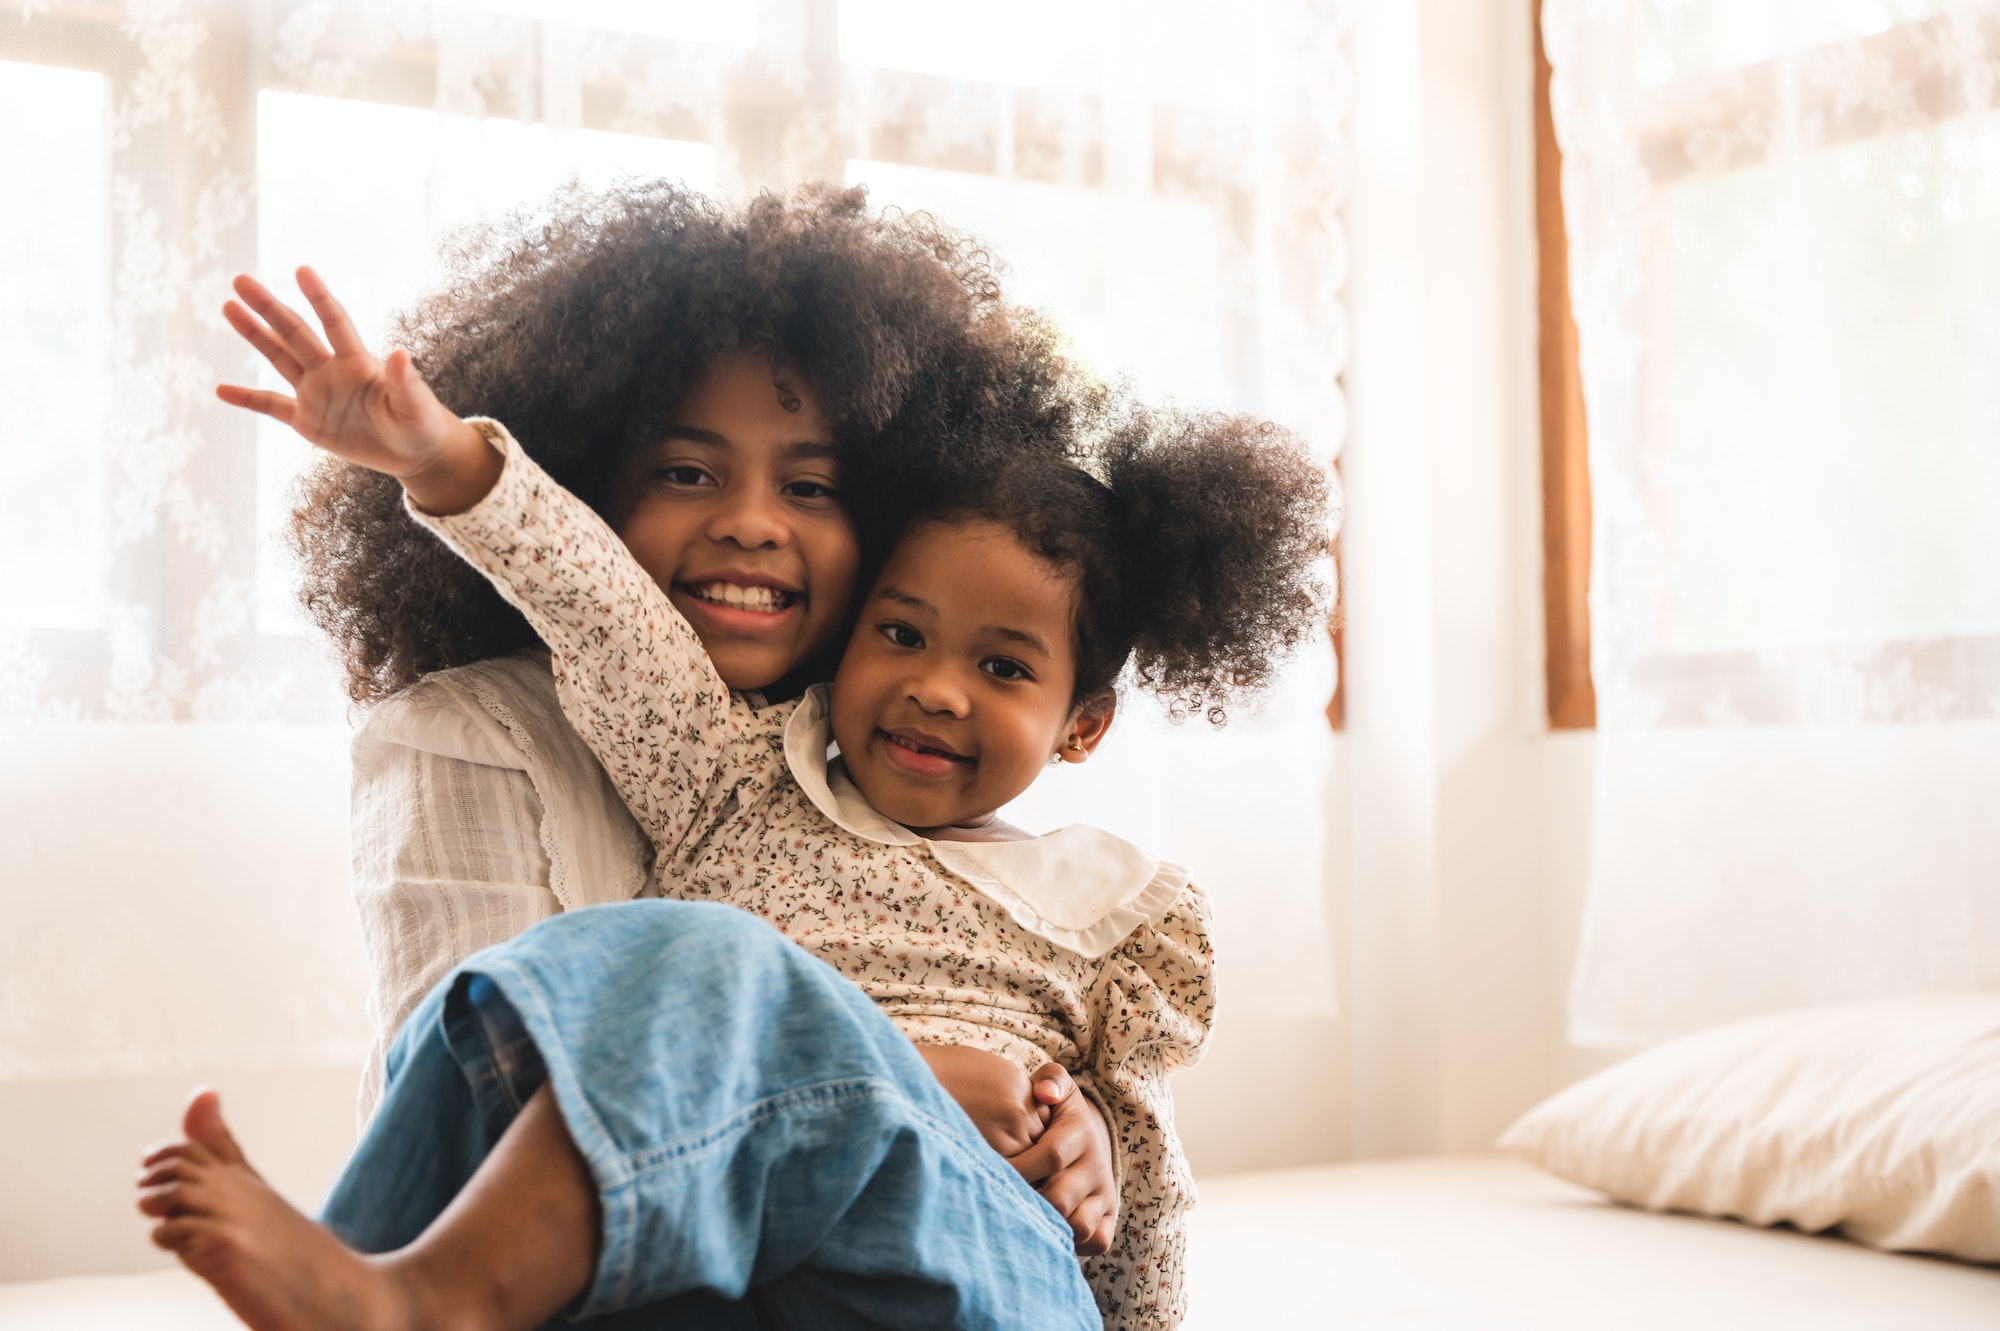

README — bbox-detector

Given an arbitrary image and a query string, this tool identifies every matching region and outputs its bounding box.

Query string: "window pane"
[253,91,716,630]
[0,61,105,631]
[1651,109,2000,653]
[848,160,1232,408]
[1632,0,1951,85]
[428,0,755,46]
[840,0,1110,86]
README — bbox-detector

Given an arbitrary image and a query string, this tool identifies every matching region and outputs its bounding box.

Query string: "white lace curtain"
[1545,0,2000,1046]
[1,0,1347,1080]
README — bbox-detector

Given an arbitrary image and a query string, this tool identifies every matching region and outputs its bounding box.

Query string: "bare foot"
[136,1089,418,1331]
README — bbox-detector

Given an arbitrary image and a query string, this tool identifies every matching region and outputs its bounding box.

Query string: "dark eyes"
[876,622,1034,682]
[652,468,838,503]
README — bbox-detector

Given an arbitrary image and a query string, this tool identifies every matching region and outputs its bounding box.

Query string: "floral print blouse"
[414,420,1217,1330]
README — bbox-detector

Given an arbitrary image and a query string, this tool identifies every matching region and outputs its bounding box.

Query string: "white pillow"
[1500,992,2000,1264]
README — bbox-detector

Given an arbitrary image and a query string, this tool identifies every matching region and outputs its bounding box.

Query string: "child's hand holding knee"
[918,1045,1050,1157]
[217,267,498,515]
[1011,1063,1118,1257]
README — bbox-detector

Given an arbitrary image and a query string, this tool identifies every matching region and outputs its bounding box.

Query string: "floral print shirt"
[414,421,1216,1330]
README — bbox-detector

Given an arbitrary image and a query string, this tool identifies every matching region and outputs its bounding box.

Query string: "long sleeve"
[349,684,560,1123]
[410,421,742,861]
[348,653,651,1123]
[1078,883,1217,1331]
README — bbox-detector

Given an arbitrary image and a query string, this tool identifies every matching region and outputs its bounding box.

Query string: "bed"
[5,1156,1994,1329]
[1180,1157,2000,1329]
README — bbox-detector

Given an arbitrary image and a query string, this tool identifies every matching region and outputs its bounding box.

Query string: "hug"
[133,182,1335,1330]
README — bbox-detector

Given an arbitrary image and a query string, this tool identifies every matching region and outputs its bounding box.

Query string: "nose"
[703,484,789,550]
[905,662,971,719]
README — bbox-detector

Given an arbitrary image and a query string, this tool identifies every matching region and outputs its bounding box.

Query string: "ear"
[1056,696,1116,764]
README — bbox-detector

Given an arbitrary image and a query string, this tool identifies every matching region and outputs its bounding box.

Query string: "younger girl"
[139,273,1332,1329]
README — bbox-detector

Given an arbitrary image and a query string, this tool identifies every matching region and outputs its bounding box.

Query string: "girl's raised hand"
[218,267,498,515]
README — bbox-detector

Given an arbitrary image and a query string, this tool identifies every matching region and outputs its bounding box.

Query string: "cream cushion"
[1501,992,2000,1263]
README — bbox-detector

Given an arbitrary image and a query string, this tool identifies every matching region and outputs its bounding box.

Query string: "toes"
[182,1088,249,1168]
[138,1182,200,1219]
[141,1139,212,1170]
[136,1157,204,1190]
[149,1216,237,1271]
[149,1216,210,1253]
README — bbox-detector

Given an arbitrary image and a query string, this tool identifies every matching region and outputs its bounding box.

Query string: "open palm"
[217,267,457,479]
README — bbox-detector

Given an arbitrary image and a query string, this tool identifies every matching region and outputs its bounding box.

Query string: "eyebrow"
[875,587,1052,657]
[986,626,1052,655]
[659,425,836,458]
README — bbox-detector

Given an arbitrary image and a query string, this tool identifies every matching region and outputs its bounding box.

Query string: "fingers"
[232,273,332,370]
[1037,1167,1116,1253]
[1006,1135,1059,1185]
[384,347,441,421]
[990,1108,1045,1158]
[222,299,306,384]
[1078,1204,1118,1257]
[1007,1118,1083,1186]
[216,383,297,426]
[295,265,369,357]
[1030,1062,1074,1105]
[1038,1162,1092,1217]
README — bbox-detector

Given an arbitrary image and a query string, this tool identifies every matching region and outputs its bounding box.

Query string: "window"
[252,90,715,631]
[2,0,1346,729]
[1,60,107,634]
[1537,0,2000,728]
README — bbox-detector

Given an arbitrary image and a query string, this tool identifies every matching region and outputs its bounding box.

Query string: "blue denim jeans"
[320,900,1099,1330]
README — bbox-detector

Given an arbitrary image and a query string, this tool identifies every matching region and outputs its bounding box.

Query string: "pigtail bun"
[1099,409,1336,724]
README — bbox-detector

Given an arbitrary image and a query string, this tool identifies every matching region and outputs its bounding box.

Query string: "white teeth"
[690,582,790,612]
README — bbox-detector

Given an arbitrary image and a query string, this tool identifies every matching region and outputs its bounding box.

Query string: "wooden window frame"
[1531,3,1989,730]
[1534,0,1595,730]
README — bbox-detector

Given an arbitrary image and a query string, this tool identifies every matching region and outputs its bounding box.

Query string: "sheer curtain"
[1,0,1348,1081]
[1544,0,2000,1046]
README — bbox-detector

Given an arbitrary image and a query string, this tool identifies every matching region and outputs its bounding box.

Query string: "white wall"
[1326,0,1615,1161]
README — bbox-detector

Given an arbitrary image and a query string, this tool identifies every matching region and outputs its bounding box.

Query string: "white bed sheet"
[5,1156,1996,1329]
[1183,1156,2000,1329]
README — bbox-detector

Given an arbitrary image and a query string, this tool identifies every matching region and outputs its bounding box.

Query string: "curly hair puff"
[289,180,1074,704]
[892,399,1338,725]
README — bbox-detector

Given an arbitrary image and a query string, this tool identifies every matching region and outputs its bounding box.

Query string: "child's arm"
[222,270,735,856]
[1077,884,1217,1330]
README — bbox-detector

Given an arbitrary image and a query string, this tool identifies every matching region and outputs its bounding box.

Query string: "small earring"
[1066,736,1085,753]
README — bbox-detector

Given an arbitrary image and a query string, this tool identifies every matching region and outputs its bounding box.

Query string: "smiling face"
[614,349,861,691]
[830,518,1113,834]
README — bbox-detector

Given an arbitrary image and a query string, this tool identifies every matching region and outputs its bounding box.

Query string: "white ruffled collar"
[783,684,1188,958]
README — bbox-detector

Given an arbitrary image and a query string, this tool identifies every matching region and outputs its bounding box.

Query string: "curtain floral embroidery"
[3,0,1349,731]
[1545,0,2000,1045]
[2,0,1348,1080]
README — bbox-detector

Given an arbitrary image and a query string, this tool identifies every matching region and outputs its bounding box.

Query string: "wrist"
[402,418,503,516]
